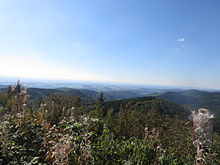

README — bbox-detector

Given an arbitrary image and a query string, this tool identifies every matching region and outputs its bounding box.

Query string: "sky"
[0,0,220,89]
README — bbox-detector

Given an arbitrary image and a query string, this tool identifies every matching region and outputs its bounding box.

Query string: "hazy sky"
[0,0,220,89]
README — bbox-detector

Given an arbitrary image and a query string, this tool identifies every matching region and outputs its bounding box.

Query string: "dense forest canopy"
[0,82,219,164]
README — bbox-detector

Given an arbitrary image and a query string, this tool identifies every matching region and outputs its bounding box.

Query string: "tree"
[94,91,105,118]
[11,80,28,113]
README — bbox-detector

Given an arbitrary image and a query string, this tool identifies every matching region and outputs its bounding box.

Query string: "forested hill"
[157,89,220,114]
[157,89,220,131]
[27,88,97,100]
[104,96,190,119]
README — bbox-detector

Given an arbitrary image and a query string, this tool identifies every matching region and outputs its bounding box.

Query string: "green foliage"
[104,97,190,139]
[92,130,158,165]
[0,113,46,165]
[0,110,220,164]
[90,92,105,118]
[0,90,13,114]
[114,103,145,138]
[0,85,220,164]
[207,133,220,164]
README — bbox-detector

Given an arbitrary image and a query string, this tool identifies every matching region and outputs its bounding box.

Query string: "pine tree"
[95,91,105,117]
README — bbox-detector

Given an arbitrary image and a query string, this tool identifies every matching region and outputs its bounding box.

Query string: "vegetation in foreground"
[0,82,220,164]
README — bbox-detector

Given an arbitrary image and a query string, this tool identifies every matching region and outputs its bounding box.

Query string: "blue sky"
[0,0,220,89]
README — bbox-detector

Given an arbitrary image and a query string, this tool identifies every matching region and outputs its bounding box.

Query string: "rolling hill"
[157,89,220,131]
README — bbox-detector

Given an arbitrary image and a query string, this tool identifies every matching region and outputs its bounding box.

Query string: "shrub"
[0,112,46,164]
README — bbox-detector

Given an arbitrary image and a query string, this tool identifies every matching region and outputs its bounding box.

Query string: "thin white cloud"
[177,37,185,42]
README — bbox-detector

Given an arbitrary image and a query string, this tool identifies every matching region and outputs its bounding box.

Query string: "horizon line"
[0,75,219,91]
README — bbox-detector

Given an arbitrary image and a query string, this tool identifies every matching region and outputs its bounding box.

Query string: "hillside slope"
[158,89,220,131]
[105,96,191,119]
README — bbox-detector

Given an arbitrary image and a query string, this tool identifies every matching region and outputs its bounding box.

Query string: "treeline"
[0,82,220,164]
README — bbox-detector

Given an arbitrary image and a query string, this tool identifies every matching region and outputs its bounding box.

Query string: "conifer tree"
[95,91,105,117]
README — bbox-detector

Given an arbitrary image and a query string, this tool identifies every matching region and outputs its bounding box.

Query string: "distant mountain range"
[0,76,207,91]
[0,78,187,100]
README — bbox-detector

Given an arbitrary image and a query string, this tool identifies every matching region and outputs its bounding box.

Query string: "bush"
[0,107,219,164]
[0,112,46,164]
